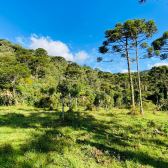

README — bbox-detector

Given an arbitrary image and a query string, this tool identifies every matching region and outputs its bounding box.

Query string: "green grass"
[0,106,168,168]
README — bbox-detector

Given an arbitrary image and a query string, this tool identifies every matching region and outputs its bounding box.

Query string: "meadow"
[0,106,168,168]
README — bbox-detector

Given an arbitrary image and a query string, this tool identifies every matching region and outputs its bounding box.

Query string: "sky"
[0,0,168,73]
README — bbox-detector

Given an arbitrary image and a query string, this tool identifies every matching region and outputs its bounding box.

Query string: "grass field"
[0,106,168,168]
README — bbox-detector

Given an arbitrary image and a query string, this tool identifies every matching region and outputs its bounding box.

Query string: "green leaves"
[163,31,168,39]
[140,42,148,48]
[99,46,109,54]
[0,58,30,93]
[71,84,81,98]
[152,31,168,60]
[147,47,154,53]
[99,19,157,56]
[97,57,103,62]
[35,48,48,58]
[57,80,69,98]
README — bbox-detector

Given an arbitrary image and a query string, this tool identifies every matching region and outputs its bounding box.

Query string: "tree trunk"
[12,76,16,98]
[69,93,72,109]
[36,66,39,79]
[12,76,18,105]
[136,39,143,115]
[99,99,100,108]
[62,97,65,121]
[126,37,135,109]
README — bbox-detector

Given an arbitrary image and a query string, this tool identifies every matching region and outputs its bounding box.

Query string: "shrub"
[86,103,96,111]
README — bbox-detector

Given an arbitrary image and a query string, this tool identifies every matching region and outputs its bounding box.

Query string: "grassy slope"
[0,106,168,168]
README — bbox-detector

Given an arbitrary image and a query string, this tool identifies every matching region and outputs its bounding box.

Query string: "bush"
[35,96,56,109]
[128,106,140,115]
[143,100,157,111]
[86,103,96,111]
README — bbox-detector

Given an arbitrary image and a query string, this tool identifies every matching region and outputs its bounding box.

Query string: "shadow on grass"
[0,107,167,167]
[65,111,168,168]
[0,142,55,167]
[0,109,62,128]
[77,139,167,168]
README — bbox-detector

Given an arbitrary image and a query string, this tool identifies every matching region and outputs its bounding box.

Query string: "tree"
[65,62,83,82]
[57,80,69,121]
[16,48,33,66]
[71,84,81,110]
[99,20,137,109]
[99,19,157,113]
[0,57,30,102]
[94,92,104,108]
[31,48,49,79]
[130,19,157,114]
[64,63,83,109]
[50,56,66,69]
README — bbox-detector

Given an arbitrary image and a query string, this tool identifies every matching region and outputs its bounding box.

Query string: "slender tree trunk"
[126,38,135,109]
[12,76,16,98]
[136,40,143,115]
[36,66,39,79]
[69,93,72,109]
[99,99,100,108]
[12,76,18,105]
[62,97,65,121]
[13,84,15,98]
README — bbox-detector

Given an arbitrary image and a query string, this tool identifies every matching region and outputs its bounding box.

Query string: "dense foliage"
[0,39,168,111]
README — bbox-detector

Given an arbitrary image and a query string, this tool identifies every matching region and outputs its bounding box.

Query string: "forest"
[1,15,168,167]
[0,27,168,115]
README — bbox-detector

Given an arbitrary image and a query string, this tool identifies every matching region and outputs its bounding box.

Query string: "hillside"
[0,39,168,111]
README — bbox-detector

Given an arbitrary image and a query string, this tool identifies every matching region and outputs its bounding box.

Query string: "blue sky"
[0,0,168,73]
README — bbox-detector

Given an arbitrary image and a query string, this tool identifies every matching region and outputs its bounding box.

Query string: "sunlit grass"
[0,106,168,167]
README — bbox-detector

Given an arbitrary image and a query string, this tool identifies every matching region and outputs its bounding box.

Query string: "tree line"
[0,20,168,120]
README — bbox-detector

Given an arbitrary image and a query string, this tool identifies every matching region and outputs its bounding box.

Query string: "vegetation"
[0,38,168,111]
[0,106,168,168]
[1,16,168,167]
[98,19,157,114]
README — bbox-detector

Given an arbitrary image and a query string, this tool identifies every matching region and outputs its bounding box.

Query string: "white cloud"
[121,69,128,73]
[148,62,168,68]
[16,34,90,63]
[29,35,74,61]
[15,36,27,46]
[151,57,158,61]
[120,69,137,73]
[74,51,89,63]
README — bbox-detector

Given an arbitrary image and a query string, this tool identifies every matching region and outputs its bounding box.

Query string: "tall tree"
[31,48,49,79]
[130,19,157,114]
[16,48,33,66]
[98,20,137,109]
